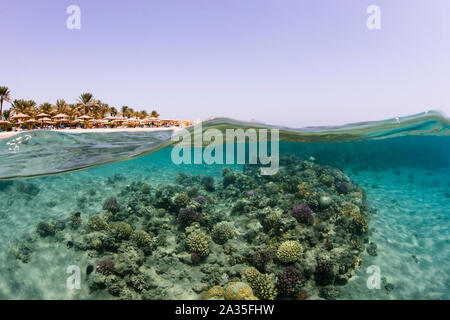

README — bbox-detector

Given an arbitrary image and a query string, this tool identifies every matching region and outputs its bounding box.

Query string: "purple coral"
[103,197,120,214]
[252,249,274,272]
[177,207,203,225]
[195,195,206,204]
[314,259,334,285]
[292,204,314,226]
[276,266,304,296]
[95,258,115,275]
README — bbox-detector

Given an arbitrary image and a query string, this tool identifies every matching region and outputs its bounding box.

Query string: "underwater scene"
[0,112,449,300]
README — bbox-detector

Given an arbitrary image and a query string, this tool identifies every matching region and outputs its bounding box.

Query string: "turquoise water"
[0,112,448,300]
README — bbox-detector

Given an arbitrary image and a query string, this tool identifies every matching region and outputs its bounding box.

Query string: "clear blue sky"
[1,0,449,126]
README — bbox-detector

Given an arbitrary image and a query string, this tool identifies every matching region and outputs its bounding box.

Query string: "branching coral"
[186,231,210,257]
[173,193,189,209]
[244,267,278,300]
[297,182,313,199]
[276,241,303,263]
[131,231,153,253]
[211,221,235,244]
[263,213,280,231]
[339,201,368,233]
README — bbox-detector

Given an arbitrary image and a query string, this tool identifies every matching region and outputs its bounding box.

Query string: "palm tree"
[138,110,148,119]
[97,103,110,119]
[150,110,160,118]
[55,99,68,114]
[109,107,118,117]
[67,104,79,120]
[3,109,12,121]
[38,102,54,115]
[77,93,98,115]
[0,86,11,120]
[11,99,36,115]
[121,106,129,118]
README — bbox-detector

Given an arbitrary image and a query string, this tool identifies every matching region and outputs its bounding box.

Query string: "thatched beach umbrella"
[53,113,69,119]
[0,120,11,125]
[36,113,50,118]
[78,115,93,120]
[11,113,31,120]
[26,118,37,123]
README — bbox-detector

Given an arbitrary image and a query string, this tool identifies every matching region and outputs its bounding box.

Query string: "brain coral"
[244,267,278,300]
[186,231,211,257]
[203,285,224,300]
[224,282,258,300]
[276,241,303,263]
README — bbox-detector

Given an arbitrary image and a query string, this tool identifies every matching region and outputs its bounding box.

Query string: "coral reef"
[19,154,372,300]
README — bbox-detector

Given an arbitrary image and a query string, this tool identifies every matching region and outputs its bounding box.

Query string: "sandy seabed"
[0,158,448,299]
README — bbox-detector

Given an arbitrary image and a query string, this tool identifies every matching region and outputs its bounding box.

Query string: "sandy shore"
[0,127,183,139]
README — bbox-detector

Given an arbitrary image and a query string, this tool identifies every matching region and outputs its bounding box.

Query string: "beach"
[0,126,183,140]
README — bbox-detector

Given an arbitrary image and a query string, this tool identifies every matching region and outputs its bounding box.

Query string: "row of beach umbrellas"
[1,114,168,126]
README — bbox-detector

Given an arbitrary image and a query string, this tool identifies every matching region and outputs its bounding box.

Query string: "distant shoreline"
[0,127,184,140]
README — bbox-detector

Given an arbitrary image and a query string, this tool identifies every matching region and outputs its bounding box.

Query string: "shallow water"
[0,112,448,300]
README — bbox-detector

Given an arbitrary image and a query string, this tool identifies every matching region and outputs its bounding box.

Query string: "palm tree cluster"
[0,87,160,121]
